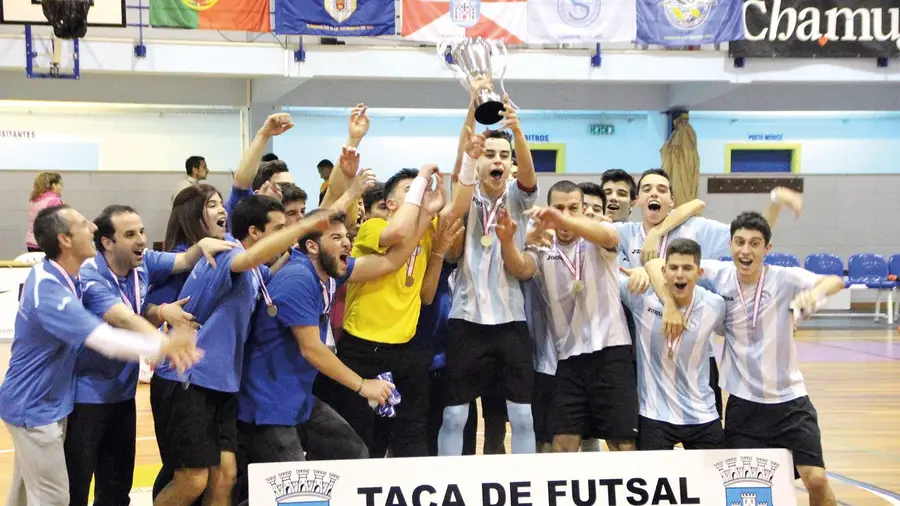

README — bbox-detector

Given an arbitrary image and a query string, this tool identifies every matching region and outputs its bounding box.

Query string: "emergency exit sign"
[590,124,615,136]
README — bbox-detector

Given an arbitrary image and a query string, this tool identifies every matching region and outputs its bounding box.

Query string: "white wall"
[0,108,244,173]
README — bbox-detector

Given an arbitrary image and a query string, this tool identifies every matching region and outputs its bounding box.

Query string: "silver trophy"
[438,37,513,125]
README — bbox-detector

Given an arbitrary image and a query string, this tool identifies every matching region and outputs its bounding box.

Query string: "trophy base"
[475,100,505,126]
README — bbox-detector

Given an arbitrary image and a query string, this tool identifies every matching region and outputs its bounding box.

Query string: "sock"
[506,402,536,454]
[437,404,470,456]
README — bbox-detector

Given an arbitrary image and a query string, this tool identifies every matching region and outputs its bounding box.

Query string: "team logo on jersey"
[325,0,356,23]
[557,0,601,28]
[715,456,779,506]
[661,0,717,31]
[449,0,480,28]
[265,469,339,505]
[181,0,218,12]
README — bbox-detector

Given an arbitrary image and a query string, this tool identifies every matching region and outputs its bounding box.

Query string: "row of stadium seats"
[719,253,899,325]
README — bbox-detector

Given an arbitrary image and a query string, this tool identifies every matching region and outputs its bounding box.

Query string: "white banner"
[249,449,797,506]
[526,0,637,43]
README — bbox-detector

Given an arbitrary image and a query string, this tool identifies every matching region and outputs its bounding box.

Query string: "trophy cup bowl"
[439,37,509,126]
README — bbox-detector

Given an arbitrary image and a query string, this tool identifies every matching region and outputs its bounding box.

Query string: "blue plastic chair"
[848,253,897,323]
[765,253,801,268]
[804,253,845,277]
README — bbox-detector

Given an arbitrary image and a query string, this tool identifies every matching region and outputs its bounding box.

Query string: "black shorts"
[444,319,533,406]
[553,346,638,441]
[637,416,725,450]
[480,393,508,420]
[150,375,237,470]
[531,372,556,444]
[724,395,825,478]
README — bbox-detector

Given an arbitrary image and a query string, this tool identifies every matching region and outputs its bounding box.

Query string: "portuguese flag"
[150,0,271,32]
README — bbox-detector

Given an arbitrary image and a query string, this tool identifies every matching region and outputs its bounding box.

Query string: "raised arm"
[172,237,237,272]
[502,96,536,190]
[320,104,370,209]
[378,165,438,249]
[233,114,294,190]
[441,126,483,221]
[641,199,706,264]
[644,258,684,340]
[496,209,536,280]
[420,217,464,305]
[762,187,804,229]
[528,206,619,250]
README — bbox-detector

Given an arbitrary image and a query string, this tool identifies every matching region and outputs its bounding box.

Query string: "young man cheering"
[645,211,844,506]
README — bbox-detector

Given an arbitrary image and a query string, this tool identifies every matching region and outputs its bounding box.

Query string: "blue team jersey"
[237,254,355,426]
[0,260,104,427]
[414,262,455,370]
[153,246,266,393]
[76,250,177,404]
[226,185,253,232]
[145,233,237,306]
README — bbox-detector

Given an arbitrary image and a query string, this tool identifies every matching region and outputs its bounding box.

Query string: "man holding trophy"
[436,37,541,456]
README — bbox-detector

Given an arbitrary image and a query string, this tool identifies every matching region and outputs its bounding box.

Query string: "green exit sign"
[590,124,615,136]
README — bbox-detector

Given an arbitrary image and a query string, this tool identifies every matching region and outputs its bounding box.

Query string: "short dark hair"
[34,204,72,260]
[485,129,513,144]
[578,182,607,209]
[278,182,307,205]
[94,204,138,252]
[231,195,285,241]
[261,153,279,162]
[165,184,223,250]
[317,159,334,170]
[252,160,290,191]
[297,208,347,254]
[637,168,672,193]
[730,211,772,245]
[362,182,386,213]
[546,180,583,205]
[600,169,637,200]
[383,168,419,202]
[185,156,205,176]
[665,238,702,265]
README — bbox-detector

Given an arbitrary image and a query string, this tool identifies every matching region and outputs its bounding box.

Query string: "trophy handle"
[438,40,472,92]
[493,40,519,111]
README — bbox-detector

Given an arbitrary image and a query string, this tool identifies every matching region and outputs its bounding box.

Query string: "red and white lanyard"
[640,224,669,260]
[251,267,274,308]
[48,260,80,300]
[111,269,141,314]
[476,187,506,239]
[320,277,335,315]
[554,237,584,286]
[736,267,767,330]
[667,295,696,359]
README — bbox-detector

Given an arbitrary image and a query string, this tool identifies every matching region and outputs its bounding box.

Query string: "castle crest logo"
[715,456,779,506]
[265,469,339,506]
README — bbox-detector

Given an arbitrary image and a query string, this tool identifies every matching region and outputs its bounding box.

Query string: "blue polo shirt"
[76,250,177,404]
[153,246,266,393]
[145,233,237,306]
[237,253,355,426]
[0,260,104,428]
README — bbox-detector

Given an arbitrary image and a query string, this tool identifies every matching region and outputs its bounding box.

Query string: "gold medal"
[667,348,674,360]
[405,276,414,287]
[573,280,585,293]
[267,304,278,317]
[481,235,493,247]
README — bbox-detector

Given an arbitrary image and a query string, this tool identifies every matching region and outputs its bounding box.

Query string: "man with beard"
[151,196,336,506]
[439,95,540,456]
[234,202,432,501]
[644,212,843,506]
[494,181,634,453]
[0,204,200,506]
[66,204,233,506]
[619,239,727,451]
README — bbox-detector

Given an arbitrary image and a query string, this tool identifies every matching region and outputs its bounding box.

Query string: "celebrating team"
[1,81,839,506]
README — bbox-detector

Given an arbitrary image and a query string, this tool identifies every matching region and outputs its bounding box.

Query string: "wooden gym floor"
[0,327,897,505]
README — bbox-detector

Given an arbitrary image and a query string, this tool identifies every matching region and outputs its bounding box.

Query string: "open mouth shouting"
[607,201,620,213]
[338,248,350,268]
[673,281,688,291]
[647,200,662,212]
[489,168,505,182]
[133,248,144,263]
[737,257,754,270]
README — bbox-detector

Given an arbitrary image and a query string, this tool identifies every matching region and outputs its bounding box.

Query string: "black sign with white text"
[729,0,900,58]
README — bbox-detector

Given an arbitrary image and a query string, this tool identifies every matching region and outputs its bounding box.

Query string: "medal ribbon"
[405,246,422,282]
[111,269,141,314]
[736,267,766,330]
[320,277,335,315]
[554,237,584,284]
[250,267,274,308]
[48,260,80,300]
[640,224,670,259]
[477,187,506,239]
[667,294,696,358]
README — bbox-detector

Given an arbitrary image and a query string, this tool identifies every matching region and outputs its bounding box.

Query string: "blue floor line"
[828,472,900,501]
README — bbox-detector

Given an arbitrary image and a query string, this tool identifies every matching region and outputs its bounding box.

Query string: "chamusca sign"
[729,0,900,58]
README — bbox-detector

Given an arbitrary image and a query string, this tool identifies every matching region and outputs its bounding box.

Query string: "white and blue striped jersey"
[525,235,630,362]
[523,278,556,375]
[450,180,538,325]
[613,217,730,269]
[698,260,820,404]
[620,281,726,425]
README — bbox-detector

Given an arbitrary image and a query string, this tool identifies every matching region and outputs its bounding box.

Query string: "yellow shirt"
[343,217,437,344]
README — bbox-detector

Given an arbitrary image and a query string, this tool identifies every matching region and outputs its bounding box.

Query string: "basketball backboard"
[0,0,125,27]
